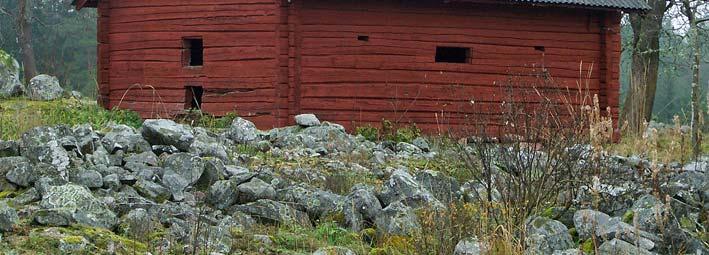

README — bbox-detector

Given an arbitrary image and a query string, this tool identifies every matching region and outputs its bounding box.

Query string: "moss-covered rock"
[0,49,23,98]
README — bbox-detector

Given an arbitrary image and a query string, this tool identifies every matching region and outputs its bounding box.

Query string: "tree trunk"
[622,0,667,134]
[17,0,37,83]
[689,19,702,159]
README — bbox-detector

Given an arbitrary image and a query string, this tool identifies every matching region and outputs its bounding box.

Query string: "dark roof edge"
[71,0,98,10]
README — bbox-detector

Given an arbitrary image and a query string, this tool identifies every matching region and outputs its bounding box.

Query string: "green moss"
[540,207,555,218]
[581,239,595,254]
[0,49,16,70]
[622,210,634,224]
[61,235,85,244]
[0,190,18,199]
[356,125,380,141]
[70,225,148,254]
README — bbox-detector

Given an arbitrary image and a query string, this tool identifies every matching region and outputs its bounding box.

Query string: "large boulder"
[226,117,260,144]
[27,74,63,100]
[237,178,276,204]
[233,199,311,227]
[162,153,205,184]
[207,179,239,210]
[35,184,118,229]
[141,119,194,151]
[0,201,18,232]
[278,185,342,220]
[294,114,321,127]
[20,126,70,173]
[101,124,151,153]
[0,50,23,97]
[3,156,35,187]
[524,216,574,255]
[189,127,228,161]
[343,184,382,232]
[374,201,421,236]
[597,238,653,255]
[415,170,460,204]
[378,169,442,209]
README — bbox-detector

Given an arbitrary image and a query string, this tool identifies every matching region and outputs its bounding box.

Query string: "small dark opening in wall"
[185,86,203,109]
[357,35,369,41]
[183,37,203,67]
[534,46,546,52]
[435,46,470,63]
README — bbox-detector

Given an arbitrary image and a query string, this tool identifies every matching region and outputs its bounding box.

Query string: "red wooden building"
[73,0,649,133]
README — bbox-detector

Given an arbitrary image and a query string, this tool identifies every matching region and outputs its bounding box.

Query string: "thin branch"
[0,6,14,18]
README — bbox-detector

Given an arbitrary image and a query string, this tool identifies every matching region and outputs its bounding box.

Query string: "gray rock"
[0,140,19,157]
[0,50,23,97]
[682,161,708,172]
[295,114,321,127]
[102,174,121,191]
[134,178,170,202]
[237,178,276,203]
[163,153,205,184]
[378,169,442,208]
[37,184,117,229]
[396,142,423,158]
[226,117,260,144]
[12,187,40,205]
[207,180,239,210]
[524,216,574,255]
[313,246,355,255]
[124,151,159,167]
[0,201,18,232]
[454,237,484,255]
[190,127,228,161]
[101,124,151,153]
[194,157,225,191]
[3,156,34,187]
[415,170,459,204]
[461,181,501,203]
[575,210,660,252]
[597,239,653,255]
[141,119,194,151]
[631,194,664,233]
[69,169,103,189]
[161,170,191,201]
[70,124,99,155]
[574,209,611,240]
[27,74,63,100]
[278,185,342,220]
[234,199,311,227]
[374,201,420,236]
[343,184,382,232]
[552,249,585,255]
[411,137,430,152]
[20,126,70,173]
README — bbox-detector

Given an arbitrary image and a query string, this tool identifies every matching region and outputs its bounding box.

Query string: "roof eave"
[71,0,98,10]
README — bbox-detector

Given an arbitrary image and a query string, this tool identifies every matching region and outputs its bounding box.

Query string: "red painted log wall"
[98,0,621,134]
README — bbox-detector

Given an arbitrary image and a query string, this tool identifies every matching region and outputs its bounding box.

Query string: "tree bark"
[622,0,668,134]
[681,0,703,159]
[17,0,37,83]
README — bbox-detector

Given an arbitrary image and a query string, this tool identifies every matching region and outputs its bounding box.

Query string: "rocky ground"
[0,113,706,255]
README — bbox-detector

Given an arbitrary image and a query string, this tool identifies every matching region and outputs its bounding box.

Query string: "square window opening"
[185,86,203,110]
[357,35,369,41]
[183,38,204,67]
[435,46,470,63]
[534,46,546,52]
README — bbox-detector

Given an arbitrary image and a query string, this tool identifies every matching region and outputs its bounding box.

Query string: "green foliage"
[356,125,380,141]
[622,210,634,224]
[581,238,595,254]
[175,111,237,130]
[0,98,141,140]
[381,120,421,143]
